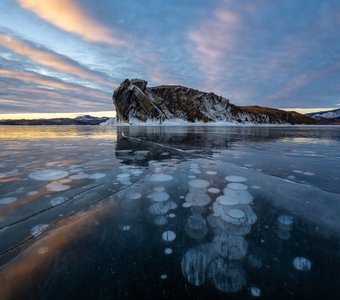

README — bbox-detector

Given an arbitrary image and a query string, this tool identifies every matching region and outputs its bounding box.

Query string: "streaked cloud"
[0,31,112,89]
[18,0,125,46]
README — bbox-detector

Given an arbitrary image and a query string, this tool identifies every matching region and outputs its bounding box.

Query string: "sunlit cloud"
[187,5,240,91]
[0,31,113,89]
[18,0,126,47]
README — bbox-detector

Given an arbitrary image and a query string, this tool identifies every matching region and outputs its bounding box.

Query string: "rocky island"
[112,79,316,125]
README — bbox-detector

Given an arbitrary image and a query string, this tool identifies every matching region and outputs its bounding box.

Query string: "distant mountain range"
[0,115,109,125]
[306,108,340,123]
[112,79,317,125]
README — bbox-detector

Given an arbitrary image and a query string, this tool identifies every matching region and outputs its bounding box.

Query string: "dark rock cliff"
[112,79,316,125]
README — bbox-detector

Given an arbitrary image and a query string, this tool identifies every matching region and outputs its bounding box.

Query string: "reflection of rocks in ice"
[277,214,294,231]
[0,196,17,204]
[250,286,261,297]
[150,174,173,182]
[31,224,49,237]
[181,248,207,286]
[29,169,68,181]
[225,175,247,183]
[88,173,106,179]
[164,247,173,255]
[50,196,66,207]
[148,191,170,202]
[185,192,211,207]
[46,182,70,192]
[208,188,220,194]
[184,213,208,239]
[207,258,246,293]
[154,216,168,226]
[162,230,176,242]
[222,187,253,204]
[212,233,248,260]
[69,172,89,180]
[293,257,312,271]
[188,179,209,189]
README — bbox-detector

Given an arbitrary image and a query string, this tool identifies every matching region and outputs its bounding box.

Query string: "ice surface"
[29,169,68,181]
[1,125,340,299]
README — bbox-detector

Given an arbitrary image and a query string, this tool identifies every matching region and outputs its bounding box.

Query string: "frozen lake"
[0,125,340,299]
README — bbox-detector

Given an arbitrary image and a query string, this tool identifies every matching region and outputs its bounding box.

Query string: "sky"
[0,0,339,117]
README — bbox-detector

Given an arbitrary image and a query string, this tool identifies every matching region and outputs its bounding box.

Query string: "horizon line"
[0,107,338,120]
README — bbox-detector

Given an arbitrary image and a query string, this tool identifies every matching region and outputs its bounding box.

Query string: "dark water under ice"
[0,125,340,300]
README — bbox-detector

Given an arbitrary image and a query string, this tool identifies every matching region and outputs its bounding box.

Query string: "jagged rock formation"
[112,79,316,124]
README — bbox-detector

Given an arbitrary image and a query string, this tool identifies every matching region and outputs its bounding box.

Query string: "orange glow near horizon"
[0,111,116,120]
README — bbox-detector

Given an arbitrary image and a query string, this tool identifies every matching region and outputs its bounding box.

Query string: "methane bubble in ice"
[185,214,208,239]
[50,196,66,206]
[0,197,17,204]
[207,258,246,293]
[277,214,294,231]
[206,171,217,175]
[149,202,170,215]
[37,246,48,255]
[227,183,248,191]
[153,186,165,192]
[160,274,168,280]
[151,174,173,182]
[122,225,131,231]
[154,216,168,226]
[293,170,303,174]
[213,234,247,260]
[69,172,89,180]
[46,182,70,192]
[250,286,261,297]
[29,169,68,181]
[223,188,253,204]
[303,171,314,176]
[164,247,173,255]
[168,213,176,218]
[162,230,176,242]
[149,192,170,202]
[27,191,38,196]
[181,249,207,286]
[225,175,247,183]
[31,224,49,237]
[293,257,312,271]
[125,191,142,200]
[183,202,192,208]
[188,179,209,189]
[208,188,220,194]
[217,195,239,206]
[185,193,211,206]
[88,173,106,179]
